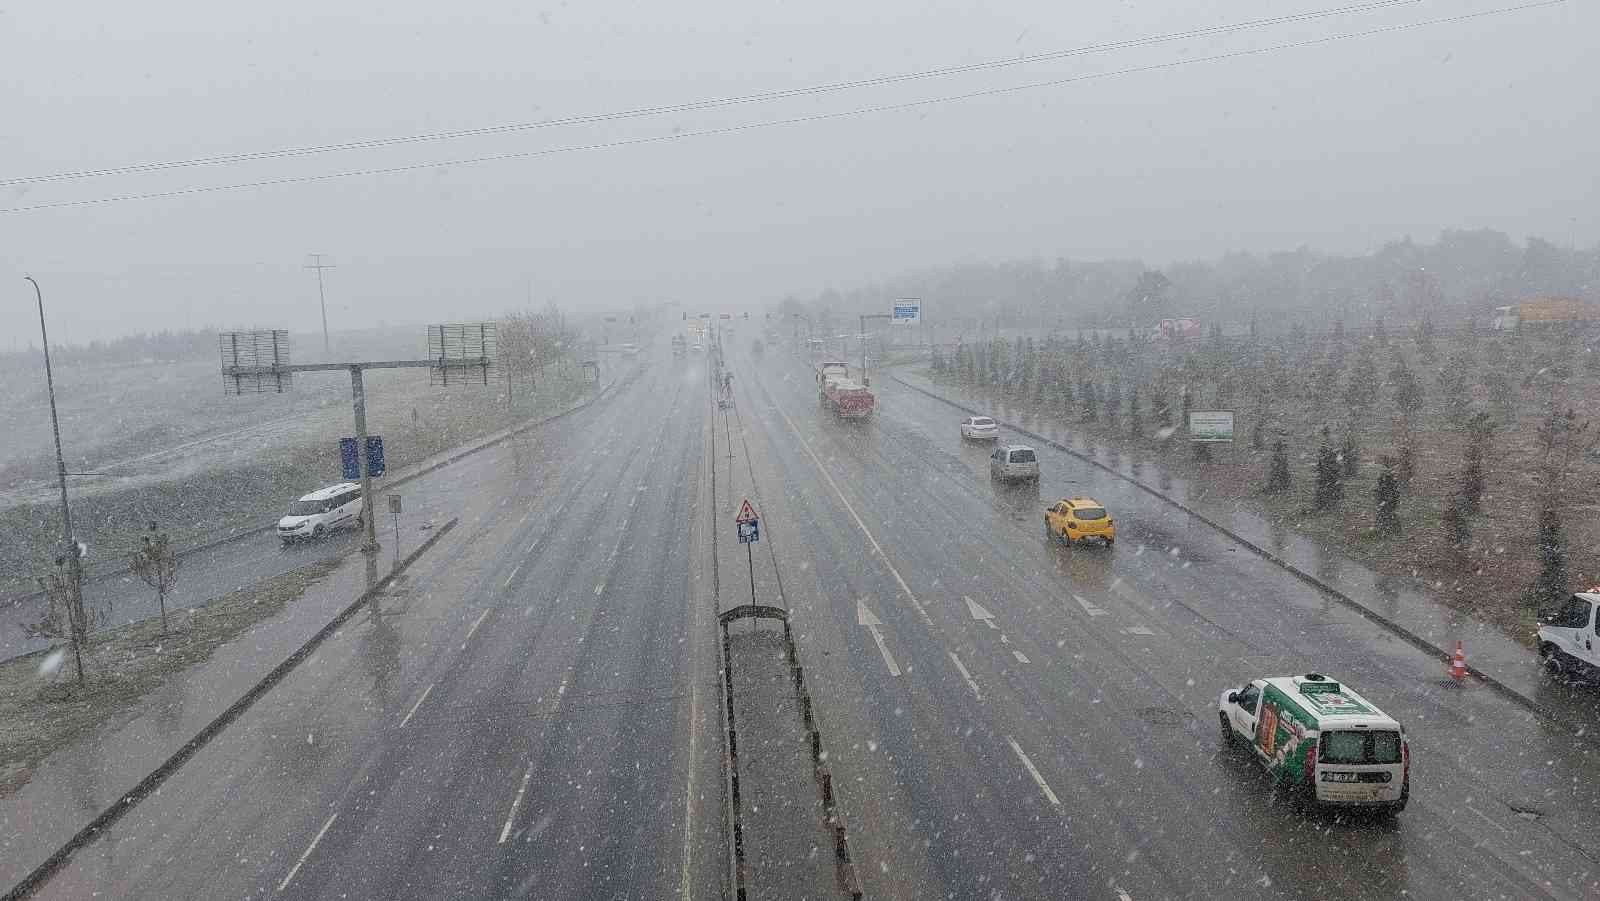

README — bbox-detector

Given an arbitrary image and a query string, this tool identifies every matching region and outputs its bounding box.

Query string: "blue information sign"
[365,436,385,477]
[737,520,760,544]
[340,436,386,479]
[340,438,359,480]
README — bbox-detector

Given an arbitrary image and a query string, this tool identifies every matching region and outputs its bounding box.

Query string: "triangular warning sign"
[735,498,758,523]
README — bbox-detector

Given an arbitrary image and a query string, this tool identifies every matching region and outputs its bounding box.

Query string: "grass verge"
[0,556,341,797]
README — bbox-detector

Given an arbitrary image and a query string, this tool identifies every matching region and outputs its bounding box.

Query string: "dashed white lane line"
[1115,889,1134,901]
[498,770,533,844]
[1122,626,1155,637]
[399,683,434,728]
[503,563,522,588]
[1073,594,1107,617]
[773,403,933,625]
[949,652,982,700]
[466,608,492,640]
[1012,650,1031,665]
[278,812,339,892]
[963,596,998,630]
[1006,736,1061,806]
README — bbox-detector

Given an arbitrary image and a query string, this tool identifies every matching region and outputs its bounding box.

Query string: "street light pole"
[305,254,336,357]
[26,275,86,683]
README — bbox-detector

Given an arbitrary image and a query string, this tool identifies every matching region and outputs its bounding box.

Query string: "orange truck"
[1494,297,1600,330]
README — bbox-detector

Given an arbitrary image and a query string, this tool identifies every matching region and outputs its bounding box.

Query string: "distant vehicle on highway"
[988,444,1039,482]
[1538,590,1600,678]
[959,415,999,440]
[1218,673,1409,815]
[691,343,704,353]
[278,482,363,544]
[1044,497,1115,546]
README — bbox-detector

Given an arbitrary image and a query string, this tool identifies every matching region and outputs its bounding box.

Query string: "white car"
[960,415,999,440]
[1539,591,1600,678]
[277,483,364,543]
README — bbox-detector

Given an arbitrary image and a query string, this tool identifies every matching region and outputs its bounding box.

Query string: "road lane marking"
[466,608,491,639]
[499,770,534,844]
[278,812,339,891]
[774,404,933,625]
[1072,594,1107,617]
[1012,650,1030,664]
[399,683,434,728]
[1122,626,1155,637]
[949,652,982,700]
[1006,736,1061,806]
[857,600,902,677]
[963,596,998,630]
[503,563,522,588]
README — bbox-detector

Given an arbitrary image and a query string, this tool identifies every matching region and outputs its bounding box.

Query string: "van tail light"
[1305,742,1317,776]
[1402,741,1410,779]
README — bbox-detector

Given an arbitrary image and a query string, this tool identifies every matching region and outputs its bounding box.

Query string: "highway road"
[27,350,728,900]
[19,332,1600,900]
[718,339,1600,900]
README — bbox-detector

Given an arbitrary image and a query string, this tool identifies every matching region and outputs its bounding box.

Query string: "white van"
[1539,591,1600,677]
[277,483,364,544]
[1219,673,1409,813]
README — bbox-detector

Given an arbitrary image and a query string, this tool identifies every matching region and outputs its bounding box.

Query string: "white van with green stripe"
[1218,673,1409,814]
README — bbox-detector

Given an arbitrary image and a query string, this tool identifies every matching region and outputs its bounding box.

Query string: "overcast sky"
[2,0,1594,346]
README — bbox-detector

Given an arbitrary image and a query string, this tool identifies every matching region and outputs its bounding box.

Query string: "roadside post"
[388,493,403,568]
[736,498,760,616]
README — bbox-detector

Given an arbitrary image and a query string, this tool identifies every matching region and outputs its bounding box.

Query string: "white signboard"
[1189,410,1235,442]
[892,299,921,324]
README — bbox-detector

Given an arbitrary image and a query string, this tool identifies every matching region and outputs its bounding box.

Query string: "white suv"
[989,445,1040,482]
[278,483,364,544]
[1538,591,1600,678]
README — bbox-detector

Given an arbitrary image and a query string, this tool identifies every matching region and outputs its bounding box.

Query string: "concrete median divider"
[2,518,460,901]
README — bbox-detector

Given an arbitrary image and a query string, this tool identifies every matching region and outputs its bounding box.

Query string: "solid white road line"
[498,770,533,844]
[399,683,435,728]
[1012,650,1031,664]
[949,652,982,700]
[774,403,933,625]
[1073,594,1107,617]
[278,812,339,892]
[503,563,522,588]
[1006,736,1061,806]
[1123,626,1155,637]
[466,608,491,640]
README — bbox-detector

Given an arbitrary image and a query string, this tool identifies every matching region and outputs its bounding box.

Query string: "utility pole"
[859,313,891,387]
[304,253,336,357]
[26,276,87,684]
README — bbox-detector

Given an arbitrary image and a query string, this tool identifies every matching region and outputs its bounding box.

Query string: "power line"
[0,0,1564,216]
[0,0,1424,188]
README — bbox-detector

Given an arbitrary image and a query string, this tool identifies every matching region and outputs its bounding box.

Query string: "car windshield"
[1321,730,1403,765]
[7,5,1595,899]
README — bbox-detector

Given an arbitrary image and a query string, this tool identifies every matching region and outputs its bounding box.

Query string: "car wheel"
[1218,713,1234,748]
[1540,643,1567,675]
[1384,780,1410,816]
[1105,536,1115,546]
[312,525,326,540]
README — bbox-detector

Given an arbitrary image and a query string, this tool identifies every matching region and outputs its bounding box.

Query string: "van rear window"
[1320,730,1402,764]
[1009,449,1036,463]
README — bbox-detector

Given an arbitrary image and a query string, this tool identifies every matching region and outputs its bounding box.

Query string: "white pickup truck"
[1538,591,1600,678]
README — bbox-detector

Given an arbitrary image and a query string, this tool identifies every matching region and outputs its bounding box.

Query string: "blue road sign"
[341,436,386,479]
[738,520,760,544]
[366,436,386,477]
[892,300,921,323]
[340,438,359,480]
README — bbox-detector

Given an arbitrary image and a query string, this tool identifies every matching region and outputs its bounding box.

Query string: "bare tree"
[130,521,181,634]
[27,557,95,686]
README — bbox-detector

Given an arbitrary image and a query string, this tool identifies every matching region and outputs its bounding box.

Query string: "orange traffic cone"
[1449,640,1468,681]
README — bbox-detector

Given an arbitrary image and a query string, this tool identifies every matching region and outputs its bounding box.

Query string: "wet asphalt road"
[720,342,1600,901]
[24,337,1600,900]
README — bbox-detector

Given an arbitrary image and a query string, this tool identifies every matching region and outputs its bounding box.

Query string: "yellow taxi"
[1044,497,1116,546]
